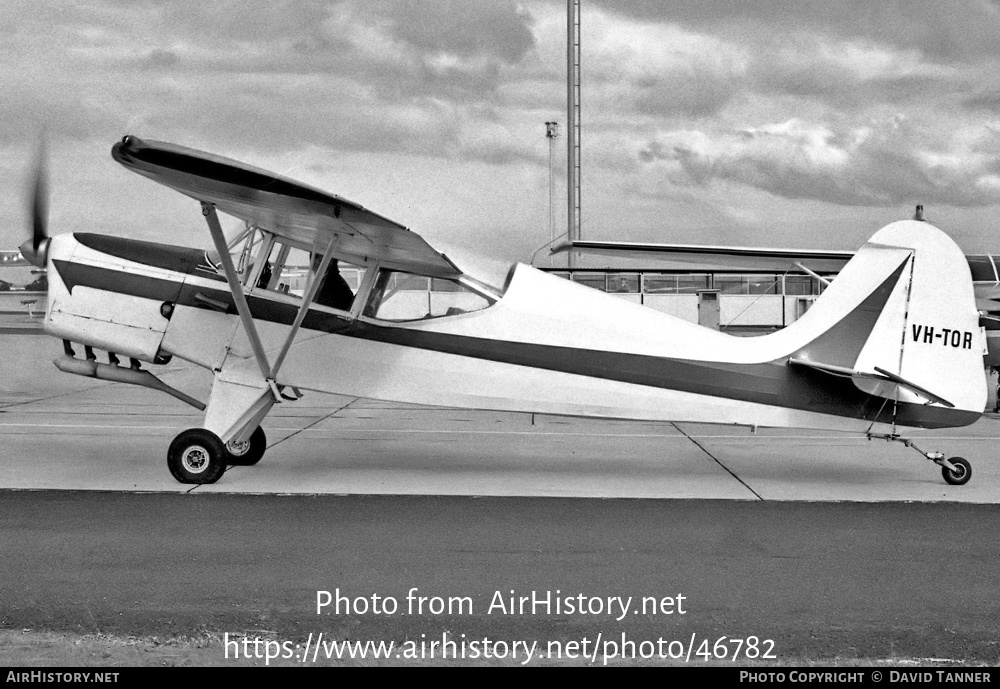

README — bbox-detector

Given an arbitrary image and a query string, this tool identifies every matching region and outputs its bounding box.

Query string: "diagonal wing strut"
[202,202,342,399]
[202,202,273,382]
[268,236,336,379]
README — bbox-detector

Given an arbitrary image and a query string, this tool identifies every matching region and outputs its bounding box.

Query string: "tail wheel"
[225,426,267,466]
[168,429,227,484]
[942,457,971,486]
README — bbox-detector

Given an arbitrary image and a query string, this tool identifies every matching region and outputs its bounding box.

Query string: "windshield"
[363,269,494,321]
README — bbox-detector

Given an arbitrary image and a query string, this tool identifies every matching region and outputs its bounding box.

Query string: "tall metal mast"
[567,0,581,268]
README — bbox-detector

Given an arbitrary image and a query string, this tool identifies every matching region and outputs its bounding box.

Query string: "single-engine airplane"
[19,135,988,486]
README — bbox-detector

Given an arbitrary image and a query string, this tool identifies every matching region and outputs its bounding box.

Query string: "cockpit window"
[363,270,494,321]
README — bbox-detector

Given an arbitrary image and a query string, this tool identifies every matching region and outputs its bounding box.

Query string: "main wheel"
[942,456,971,486]
[168,428,227,484]
[225,426,267,466]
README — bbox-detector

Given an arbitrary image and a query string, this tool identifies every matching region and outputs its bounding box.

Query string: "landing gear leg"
[867,433,972,486]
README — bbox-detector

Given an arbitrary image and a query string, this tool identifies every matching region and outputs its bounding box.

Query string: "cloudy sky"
[4,0,1000,266]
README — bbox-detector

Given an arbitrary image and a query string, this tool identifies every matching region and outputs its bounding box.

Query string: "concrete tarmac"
[1,335,997,501]
[2,334,1000,664]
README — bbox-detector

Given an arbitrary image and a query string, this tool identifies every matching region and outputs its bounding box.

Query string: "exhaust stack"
[54,354,206,411]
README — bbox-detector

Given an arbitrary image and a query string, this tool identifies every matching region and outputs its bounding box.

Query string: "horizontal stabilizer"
[788,357,954,408]
[871,366,954,408]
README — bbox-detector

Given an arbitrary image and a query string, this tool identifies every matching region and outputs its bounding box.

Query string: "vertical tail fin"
[787,219,985,427]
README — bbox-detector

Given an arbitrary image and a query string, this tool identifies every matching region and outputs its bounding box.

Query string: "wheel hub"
[227,438,250,456]
[181,446,210,474]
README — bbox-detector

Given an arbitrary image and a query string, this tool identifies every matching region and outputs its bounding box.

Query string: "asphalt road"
[2,490,998,663]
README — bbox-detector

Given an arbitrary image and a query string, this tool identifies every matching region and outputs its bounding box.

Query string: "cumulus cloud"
[0,1,547,164]
[963,88,1000,113]
[5,1,1000,254]
[742,32,971,112]
[373,0,535,64]
[640,117,1000,207]
[137,49,180,69]
[592,1,1000,63]
[584,15,746,118]
[149,1,535,91]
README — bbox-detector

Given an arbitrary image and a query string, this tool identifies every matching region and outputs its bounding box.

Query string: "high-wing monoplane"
[19,136,988,486]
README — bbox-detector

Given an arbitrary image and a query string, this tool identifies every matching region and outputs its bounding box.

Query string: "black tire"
[168,428,227,484]
[942,456,971,486]
[225,426,267,466]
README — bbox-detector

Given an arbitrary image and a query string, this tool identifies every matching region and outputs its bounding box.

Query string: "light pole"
[545,121,559,265]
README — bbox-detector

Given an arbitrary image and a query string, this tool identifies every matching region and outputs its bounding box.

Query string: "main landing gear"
[167,426,268,484]
[867,433,972,486]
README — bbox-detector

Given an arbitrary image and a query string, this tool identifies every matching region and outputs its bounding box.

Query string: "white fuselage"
[42,222,986,436]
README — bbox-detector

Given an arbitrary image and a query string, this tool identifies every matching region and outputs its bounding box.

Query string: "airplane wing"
[550,238,854,272]
[553,238,1000,288]
[111,136,460,278]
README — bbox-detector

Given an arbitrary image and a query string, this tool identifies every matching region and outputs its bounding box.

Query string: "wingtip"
[549,239,573,254]
[111,134,148,166]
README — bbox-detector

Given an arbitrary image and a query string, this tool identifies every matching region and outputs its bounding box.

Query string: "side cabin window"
[363,270,494,322]
[311,255,366,312]
[254,242,308,295]
[248,239,366,313]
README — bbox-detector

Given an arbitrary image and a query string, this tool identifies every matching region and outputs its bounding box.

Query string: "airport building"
[534,252,1000,333]
[538,268,828,332]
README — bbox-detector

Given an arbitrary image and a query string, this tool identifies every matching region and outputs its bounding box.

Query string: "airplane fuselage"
[43,227,984,436]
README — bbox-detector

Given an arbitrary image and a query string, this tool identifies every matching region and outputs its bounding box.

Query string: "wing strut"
[201,202,273,382]
[203,201,341,394]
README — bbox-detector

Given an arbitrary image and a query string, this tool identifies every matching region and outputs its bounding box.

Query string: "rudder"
[862,220,985,419]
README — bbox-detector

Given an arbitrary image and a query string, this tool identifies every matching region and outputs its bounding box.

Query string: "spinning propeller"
[20,139,50,269]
